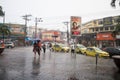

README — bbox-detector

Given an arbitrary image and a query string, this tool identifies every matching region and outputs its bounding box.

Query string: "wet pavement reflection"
[0,47,120,80]
[31,56,41,75]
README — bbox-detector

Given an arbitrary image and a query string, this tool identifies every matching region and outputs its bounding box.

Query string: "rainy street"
[0,46,120,80]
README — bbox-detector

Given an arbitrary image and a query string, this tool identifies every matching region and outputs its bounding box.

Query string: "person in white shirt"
[71,45,75,53]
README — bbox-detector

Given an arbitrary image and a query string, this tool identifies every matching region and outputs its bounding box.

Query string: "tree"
[0,24,11,42]
[112,16,120,37]
[115,16,120,33]
[111,0,120,7]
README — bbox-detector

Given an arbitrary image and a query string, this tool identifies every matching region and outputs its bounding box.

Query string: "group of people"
[33,40,52,57]
[33,40,42,56]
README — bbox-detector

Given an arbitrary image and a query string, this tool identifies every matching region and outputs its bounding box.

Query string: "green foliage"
[115,16,120,32]
[112,16,120,36]
[0,24,11,35]
[115,24,120,31]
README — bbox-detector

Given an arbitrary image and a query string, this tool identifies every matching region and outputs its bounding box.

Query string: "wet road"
[0,46,120,80]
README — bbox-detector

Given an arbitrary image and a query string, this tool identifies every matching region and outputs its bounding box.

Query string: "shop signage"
[96,33,116,40]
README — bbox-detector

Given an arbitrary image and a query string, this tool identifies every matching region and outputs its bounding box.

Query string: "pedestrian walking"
[42,43,46,53]
[49,43,52,53]
[36,40,42,56]
[71,45,75,53]
[33,42,37,57]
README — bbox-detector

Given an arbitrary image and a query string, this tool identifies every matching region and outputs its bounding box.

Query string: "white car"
[4,42,15,48]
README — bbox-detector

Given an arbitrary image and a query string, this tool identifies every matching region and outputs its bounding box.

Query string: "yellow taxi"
[84,47,109,57]
[52,44,70,53]
[75,44,86,54]
[61,45,70,53]
[52,44,62,52]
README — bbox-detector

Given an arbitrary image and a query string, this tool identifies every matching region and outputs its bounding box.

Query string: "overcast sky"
[0,0,120,31]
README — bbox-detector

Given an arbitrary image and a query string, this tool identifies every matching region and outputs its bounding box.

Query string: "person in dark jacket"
[42,43,46,53]
[33,42,37,56]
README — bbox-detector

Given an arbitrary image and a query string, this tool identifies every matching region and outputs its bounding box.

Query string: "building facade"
[0,23,26,46]
[81,15,120,48]
[41,30,65,43]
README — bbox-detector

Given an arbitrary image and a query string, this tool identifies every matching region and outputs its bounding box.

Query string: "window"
[105,27,108,31]
[92,28,94,32]
[94,21,96,24]
[113,16,119,23]
[110,26,114,30]
[98,20,103,25]
[100,27,103,31]
[96,28,98,31]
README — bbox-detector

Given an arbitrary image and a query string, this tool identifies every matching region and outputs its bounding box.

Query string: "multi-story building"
[41,30,65,43]
[0,23,26,46]
[81,15,120,48]
[27,26,42,39]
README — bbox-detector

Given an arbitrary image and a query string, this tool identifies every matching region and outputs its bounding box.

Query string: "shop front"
[96,33,116,48]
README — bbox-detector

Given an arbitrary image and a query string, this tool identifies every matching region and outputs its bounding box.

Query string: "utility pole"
[63,21,69,45]
[2,11,5,43]
[35,17,43,39]
[22,14,32,46]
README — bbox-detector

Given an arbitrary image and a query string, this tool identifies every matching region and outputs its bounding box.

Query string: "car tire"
[79,51,82,54]
[61,49,64,52]
[52,49,54,52]
[67,50,69,53]
[8,46,12,49]
[84,52,87,56]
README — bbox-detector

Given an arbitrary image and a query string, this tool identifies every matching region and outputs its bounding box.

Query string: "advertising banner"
[7,24,25,35]
[96,33,116,40]
[70,16,81,37]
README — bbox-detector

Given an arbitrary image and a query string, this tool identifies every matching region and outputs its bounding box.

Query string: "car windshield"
[77,45,86,48]
[94,47,102,51]
[54,45,60,47]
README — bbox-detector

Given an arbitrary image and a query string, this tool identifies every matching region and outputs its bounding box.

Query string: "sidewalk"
[0,47,120,80]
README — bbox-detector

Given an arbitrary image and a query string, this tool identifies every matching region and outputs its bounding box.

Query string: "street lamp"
[63,21,69,45]
[22,14,32,46]
[35,17,43,39]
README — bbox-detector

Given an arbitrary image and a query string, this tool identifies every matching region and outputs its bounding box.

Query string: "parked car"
[70,44,86,54]
[75,44,86,54]
[52,44,62,52]
[61,45,70,53]
[84,47,109,58]
[4,42,15,48]
[102,47,120,58]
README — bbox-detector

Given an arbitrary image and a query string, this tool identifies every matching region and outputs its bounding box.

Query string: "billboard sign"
[70,16,81,37]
